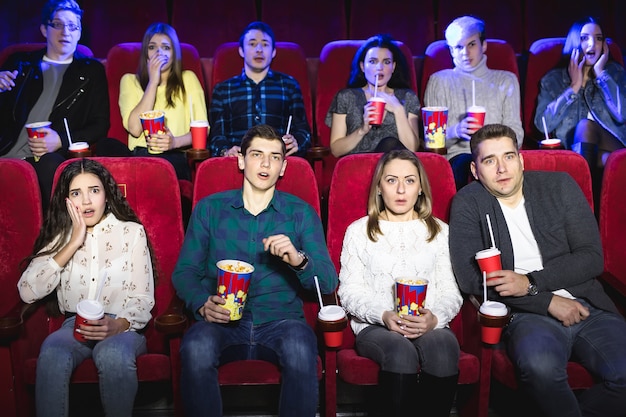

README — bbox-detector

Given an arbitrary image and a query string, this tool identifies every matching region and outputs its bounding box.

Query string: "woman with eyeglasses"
[0,0,109,211]
[116,22,208,181]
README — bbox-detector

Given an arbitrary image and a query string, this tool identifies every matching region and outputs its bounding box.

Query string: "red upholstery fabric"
[490,150,596,395]
[348,0,435,57]
[210,42,313,127]
[436,1,524,53]
[0,160,42,416]
[105,42,206,145]
[259,0,347,57]
[189,156,324,404]
[600,149,626,297]
[420,39,519,104]
[11,157,184,417]
[80,0,168,59]
[523,37,623,145]
[170,0,257,58]
[325,152,485,417]
[0,43,94,66]
[313,40,417,199]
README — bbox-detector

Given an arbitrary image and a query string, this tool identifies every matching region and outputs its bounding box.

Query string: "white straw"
[374,75,378,98]
[313,275,324,310]
[472,80,476,107]
[286,115,293,136]
[486,214,496,249]
[63,118,73,146]
[483,271,488,302]
[95,271,107,302]
[542,116,550,141]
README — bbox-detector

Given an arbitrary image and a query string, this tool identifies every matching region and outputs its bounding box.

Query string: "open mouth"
[83,208,95,217]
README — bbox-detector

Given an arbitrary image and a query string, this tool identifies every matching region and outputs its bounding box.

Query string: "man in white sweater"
[424,16,523,189]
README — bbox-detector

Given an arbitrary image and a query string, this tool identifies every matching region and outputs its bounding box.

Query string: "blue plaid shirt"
[209,69,311,157]
[172,189,337,325]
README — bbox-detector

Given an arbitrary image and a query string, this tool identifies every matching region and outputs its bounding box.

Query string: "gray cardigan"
[449,171,617,315]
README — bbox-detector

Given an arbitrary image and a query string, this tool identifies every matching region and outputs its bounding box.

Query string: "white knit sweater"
[337,216,462,335]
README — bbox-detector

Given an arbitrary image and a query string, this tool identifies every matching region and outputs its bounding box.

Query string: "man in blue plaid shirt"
[174,124,336,416]
[209,21,311,158]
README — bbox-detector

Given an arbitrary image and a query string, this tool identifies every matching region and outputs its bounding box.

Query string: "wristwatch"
[294,250,309,271]
[526,273,538,296]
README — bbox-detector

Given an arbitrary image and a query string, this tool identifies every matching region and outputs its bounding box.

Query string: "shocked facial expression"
[68,173,107,231]
[238,138,287,192]
[580,23,605,67]
[360,47,396,90]
[239,29,276,74]
[378,159,421,221]
[147,33,174,73]
[41,10,81,61]
[446,30,486,72]
[470,137,525,202]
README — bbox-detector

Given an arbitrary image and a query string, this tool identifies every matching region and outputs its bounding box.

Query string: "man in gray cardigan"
[449,124,626,417]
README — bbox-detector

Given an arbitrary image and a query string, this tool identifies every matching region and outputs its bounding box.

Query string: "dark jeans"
[26,151,66,212]
[505,300,626,417]
[179,312,319,417]
[355,324,459,377]
[449,153,473,190]
[132,147,190,181]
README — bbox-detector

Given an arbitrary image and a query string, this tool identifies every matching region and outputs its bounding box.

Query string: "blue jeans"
[179,312,319,417]
[505,300,626,417]
[355,325,459,376]
[35,316,147,417]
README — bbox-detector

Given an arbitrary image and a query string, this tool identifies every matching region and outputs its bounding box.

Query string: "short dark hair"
[239,21,276,50]
[470,124,518,161]
[347,34,411,89]
[41,0,83,25]
[240,124,286,156]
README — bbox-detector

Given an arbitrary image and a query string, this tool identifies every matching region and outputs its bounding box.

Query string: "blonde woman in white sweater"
[338,150,462,417]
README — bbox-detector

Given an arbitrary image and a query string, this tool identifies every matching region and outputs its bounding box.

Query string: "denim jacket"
[534,61,626,149]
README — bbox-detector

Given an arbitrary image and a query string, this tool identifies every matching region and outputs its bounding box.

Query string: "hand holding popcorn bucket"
[139,110,166,154]
[216,260,254,320]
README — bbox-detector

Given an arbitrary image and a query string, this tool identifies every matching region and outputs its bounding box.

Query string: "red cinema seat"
[0,160,43,417]
[523,37,623,146]
[189,156,326,413]
[5,157,186,417]
[600,149,626,298]
[210,42,313,128]
[325,152,486,417]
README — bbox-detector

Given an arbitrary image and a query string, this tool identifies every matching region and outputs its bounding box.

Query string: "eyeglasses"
[47,21,81,32]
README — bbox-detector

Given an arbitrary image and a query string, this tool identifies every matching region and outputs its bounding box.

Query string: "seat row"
[2,0,626,60]
[1,149,625,416]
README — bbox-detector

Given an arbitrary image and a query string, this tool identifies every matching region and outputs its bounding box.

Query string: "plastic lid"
[318,305,346,321]
[475,247,501,259]
[479,301,507,316]
[76,299,104,319]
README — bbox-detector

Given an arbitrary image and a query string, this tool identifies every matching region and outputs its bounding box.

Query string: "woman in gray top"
[326,34,420,157]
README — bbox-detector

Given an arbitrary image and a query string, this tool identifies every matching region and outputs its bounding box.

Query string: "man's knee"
[181,323,222,366]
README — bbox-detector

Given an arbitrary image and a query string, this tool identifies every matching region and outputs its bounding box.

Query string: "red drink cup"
[478,301,509,344]
[68,141,91,158]
[317,305,348,348]
[539,138,563,149]
[368,97,386,126]
[216,260,254,321]
[190,120,209,149]
[395,277,428,316]
[421,107,448,152]
[467,105,486,128]
[74,299,104,342]
[475,248,502,281]
[139,110,166,154]
[25,121,52,138]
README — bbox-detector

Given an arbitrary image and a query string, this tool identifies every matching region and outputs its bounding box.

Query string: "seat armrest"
[306,146,331,161]
[154,295,188,335]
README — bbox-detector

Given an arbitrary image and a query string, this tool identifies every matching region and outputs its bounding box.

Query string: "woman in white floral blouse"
[18,159,155,417]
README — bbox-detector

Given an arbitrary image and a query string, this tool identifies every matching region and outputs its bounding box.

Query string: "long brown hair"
[366,150,441,242]
[137,22,186,108]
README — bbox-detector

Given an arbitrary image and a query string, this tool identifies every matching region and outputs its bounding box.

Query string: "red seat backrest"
[0,160,43,316]
[105,42,206,144]
[420,39,519,104]
[523,37,623,143]
[211,42,313,128]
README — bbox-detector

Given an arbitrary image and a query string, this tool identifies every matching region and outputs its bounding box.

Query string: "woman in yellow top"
[119,22,208,180]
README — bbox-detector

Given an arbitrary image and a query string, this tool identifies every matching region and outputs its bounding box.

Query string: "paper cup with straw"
[539,116,562,149]
[315,275,347,348]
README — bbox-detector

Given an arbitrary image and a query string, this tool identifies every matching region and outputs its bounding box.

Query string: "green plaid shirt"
[173,189,337,324]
